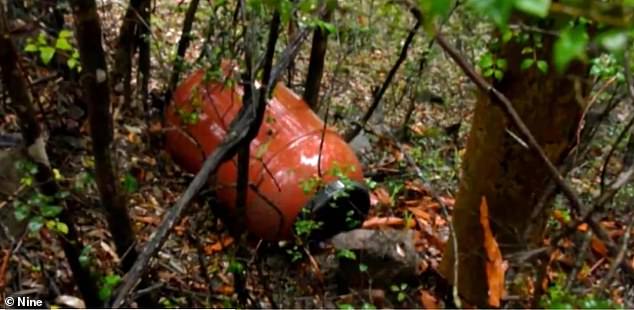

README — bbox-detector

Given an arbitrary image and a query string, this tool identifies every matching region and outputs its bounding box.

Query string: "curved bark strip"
[439,36,589,306]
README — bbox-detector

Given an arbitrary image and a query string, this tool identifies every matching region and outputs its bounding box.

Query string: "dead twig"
[597,212,633,294]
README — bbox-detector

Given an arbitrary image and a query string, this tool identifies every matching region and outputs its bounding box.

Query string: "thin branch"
[343,17,421,142]
[164,0,201,107]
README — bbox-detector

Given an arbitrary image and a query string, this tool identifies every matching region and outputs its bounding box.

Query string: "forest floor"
[1,0,633,308]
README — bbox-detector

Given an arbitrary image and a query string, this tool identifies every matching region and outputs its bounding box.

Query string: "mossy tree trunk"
[440,33,589,306]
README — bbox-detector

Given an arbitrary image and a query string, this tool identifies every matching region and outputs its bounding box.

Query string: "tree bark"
[439,34,589,306]
[302,1,333,110]
[112,0,143,108]
[70,0,139,271]
[163,0,201,108]
[137,0,151,117]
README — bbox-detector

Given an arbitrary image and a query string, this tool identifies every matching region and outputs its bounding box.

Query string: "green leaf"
[79,245,92,268]
[468,0,513,28]
[122,173,139,193]
[513,0,551,18]
[278,0,293,24]
[39,46,56,65]
[479,53,494,69]
[55,221,69,234]
[418,0,451,19]
[358,263,368,272]
[104,274,121,286]
[502,29,514,43]
[496,58,508,70]
[98,287,112,301]
[597,30,628,53]
[553,25,588,73]
[483,67,495,77]
[55,37,72,51]
[337,304,354,310]
[28,216,44,232]
[24,43,38,53]
[521,58,535,70]
[298,0,316,13]
[59,29,73,38]
[37,32,47,45]
[336,249,357,260]
[40,205,63,218]
[536,60,549,73]
[493,69,504,80]
[67,58,78,69]
[13,202,30,221]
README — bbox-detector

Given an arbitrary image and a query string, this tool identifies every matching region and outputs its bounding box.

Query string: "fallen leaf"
[479,196,505,307]
[362,216,404,229]
[204,236,234,255]
[419,289,439,309]
[408,206,432,222]
[439,196,455,208]
[215,284,234,295]
[577,223,589,232]
[132,215,160,225]
[590,237,608,257]
[372,187,392,206]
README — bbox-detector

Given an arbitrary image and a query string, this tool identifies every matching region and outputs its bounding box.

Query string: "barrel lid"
[299,180,370,241]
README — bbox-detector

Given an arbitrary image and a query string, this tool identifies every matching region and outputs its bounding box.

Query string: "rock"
[318,229,425,288]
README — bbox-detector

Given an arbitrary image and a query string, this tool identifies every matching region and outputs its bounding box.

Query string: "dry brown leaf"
[204,236,234,255]
[372,187,392,206]
[132,215,161,225]
[419,289,439,309]
[479,196,505,307]
[215,284,234,295]
[362,216,404,229]
[591,237,608,257]
[577,223,589,232]
[408,206,431,221]
[439,196,455,208]
[552,210,568,225]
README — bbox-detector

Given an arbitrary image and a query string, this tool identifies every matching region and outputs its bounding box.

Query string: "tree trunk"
[137,0,151,118]
[439,34,589,306]
[70,0,139,271]
[164,0,201,108]
[302,1,333,110]
[112,0,143,108]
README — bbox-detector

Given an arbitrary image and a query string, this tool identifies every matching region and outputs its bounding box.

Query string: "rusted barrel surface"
[165,68,369,240]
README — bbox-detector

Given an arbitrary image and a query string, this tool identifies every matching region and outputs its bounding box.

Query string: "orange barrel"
[165,68,369,240]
